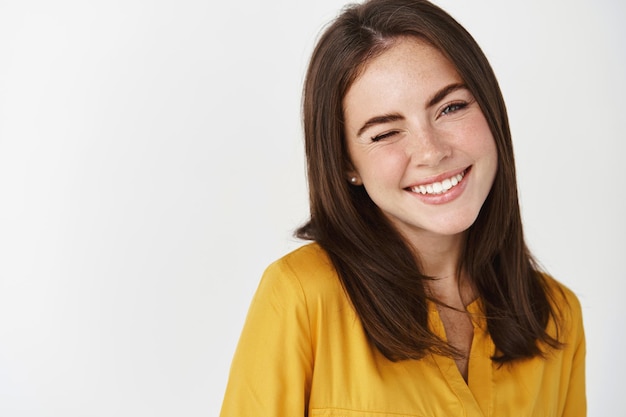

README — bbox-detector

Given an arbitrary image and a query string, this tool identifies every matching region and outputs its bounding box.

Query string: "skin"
[342,37,498,380]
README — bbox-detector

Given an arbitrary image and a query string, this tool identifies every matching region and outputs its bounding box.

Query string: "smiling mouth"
[408,168,468,195]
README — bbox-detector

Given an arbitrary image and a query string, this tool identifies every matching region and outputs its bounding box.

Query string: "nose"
[406,126,452,167]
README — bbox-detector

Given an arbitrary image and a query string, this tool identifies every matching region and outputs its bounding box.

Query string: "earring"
[350,177,358,184]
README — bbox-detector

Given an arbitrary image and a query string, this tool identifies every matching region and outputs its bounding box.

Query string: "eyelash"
[441,101,468,116]
[369,101,470,142]
[371,131,398,142]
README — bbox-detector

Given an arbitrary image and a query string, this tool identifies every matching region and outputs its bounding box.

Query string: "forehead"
[366,37,447,70]
[343,37,461,116]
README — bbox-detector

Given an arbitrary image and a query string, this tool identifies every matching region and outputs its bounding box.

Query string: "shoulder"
[256,242,344,305]
[541,274,583,318]
[266,242,336,280]
[540,273,585,343]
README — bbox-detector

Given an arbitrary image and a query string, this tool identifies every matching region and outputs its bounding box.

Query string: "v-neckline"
[427,299,494,416]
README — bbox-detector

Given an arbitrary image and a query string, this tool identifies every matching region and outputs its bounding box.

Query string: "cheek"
[480,129,499,165]
[474,135,498,162]
[460,116,498,161]
[477,135,499,189]
[357,148,410,185]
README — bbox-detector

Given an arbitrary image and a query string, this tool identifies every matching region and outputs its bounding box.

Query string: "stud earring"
[350,177,358,184]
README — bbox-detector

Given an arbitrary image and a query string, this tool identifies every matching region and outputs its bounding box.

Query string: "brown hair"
[296,0,562,362]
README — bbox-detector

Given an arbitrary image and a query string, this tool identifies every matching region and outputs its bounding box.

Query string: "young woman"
[220,0,586,415]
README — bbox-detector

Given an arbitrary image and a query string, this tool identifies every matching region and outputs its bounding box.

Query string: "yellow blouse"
[220,243,586,417]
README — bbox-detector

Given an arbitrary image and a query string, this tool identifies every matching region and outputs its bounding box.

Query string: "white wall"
[0,0,623,415]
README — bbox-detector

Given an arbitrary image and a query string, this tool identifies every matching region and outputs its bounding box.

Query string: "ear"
[346,171,362,186]
[344,158,362,185]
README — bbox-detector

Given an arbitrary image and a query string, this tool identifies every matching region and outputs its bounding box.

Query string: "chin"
[419,214,480,237]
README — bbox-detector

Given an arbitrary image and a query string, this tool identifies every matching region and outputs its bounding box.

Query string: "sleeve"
[219,259,314,417]
[560,290,586,417]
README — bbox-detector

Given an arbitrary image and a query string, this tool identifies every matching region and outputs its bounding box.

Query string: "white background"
[0,0,623,415]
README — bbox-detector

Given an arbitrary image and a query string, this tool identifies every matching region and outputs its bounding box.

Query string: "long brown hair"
[296,0,562,362]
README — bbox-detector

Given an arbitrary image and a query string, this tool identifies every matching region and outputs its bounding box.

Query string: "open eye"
[441,101,468,116]
[371,130,399,142]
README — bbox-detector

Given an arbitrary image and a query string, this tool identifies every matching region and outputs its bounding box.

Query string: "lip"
[405,166,471,205]
[405,166,470,188]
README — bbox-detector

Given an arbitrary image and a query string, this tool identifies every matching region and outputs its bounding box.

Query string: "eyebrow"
[427,82,466,108]
[355,82,468,138]
[356,114,405,138]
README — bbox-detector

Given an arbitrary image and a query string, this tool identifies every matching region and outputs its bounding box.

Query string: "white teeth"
[410,171,465,195]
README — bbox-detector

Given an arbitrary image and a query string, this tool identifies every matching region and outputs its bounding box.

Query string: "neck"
[406,231,474,308]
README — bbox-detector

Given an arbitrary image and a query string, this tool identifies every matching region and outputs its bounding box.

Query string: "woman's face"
[342,37,498,245]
